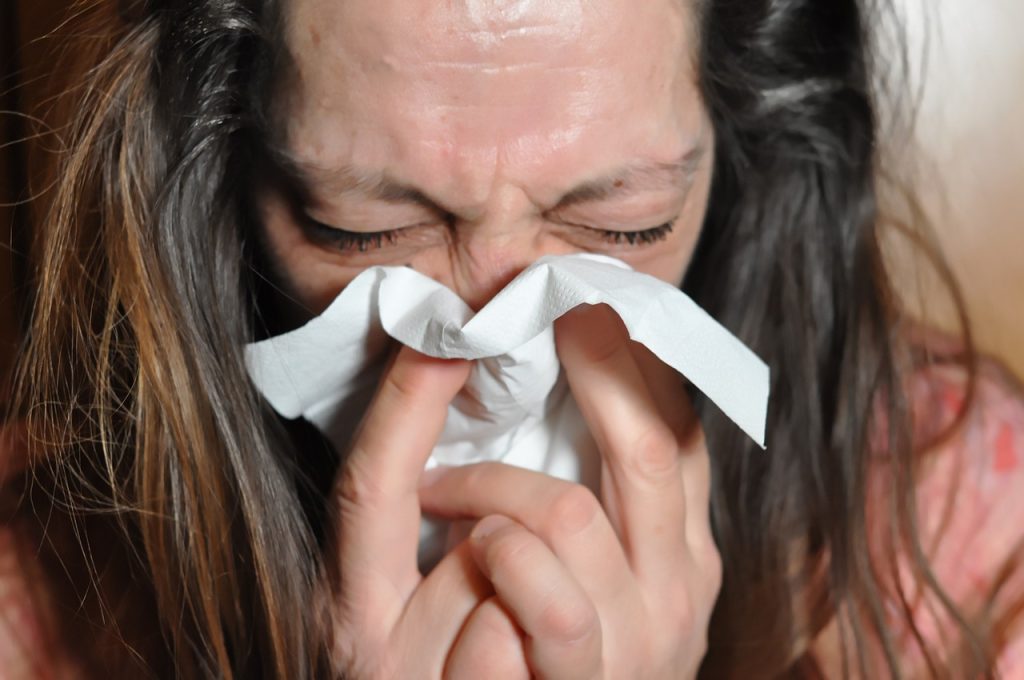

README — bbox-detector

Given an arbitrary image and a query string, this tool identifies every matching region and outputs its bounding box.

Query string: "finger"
[628,342,714,554]
[469,515,603,679]
[396,541,494,676]
[626,341,695,439]
[420,462,633,604]
[444,597,530,680]
[554,304,689,584]
[625,344,721,617]
[332,347,471,612]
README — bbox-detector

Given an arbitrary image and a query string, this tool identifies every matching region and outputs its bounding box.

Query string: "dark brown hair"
[689,0,994,676]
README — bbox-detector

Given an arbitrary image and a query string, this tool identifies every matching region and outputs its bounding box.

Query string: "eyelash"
[592,222,674,246]
[307,219,405,252]
[306,218,675,252]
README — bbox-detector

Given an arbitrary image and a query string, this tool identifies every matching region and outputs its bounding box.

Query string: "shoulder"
[907,354,1024,535]
[907,353,1024,487]
[880,346,1024,673]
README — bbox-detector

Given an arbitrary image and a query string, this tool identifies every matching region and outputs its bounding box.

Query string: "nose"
[436,184,578,310]
[449,224,546,311]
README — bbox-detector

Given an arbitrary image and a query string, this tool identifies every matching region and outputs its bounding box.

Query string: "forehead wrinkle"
[281,142,706,217]
[313,167,426,205]
[414,61,586,74]
[460,24,568,41]
[456,0,586,34]
[271,147,446,210]
[281,0,702,214]
[317,0,608,78]
[555,145,707,208]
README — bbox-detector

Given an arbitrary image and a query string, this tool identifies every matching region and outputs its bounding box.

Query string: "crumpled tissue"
[245,254,769,566]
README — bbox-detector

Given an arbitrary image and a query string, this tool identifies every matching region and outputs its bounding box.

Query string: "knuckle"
[335,456,388,512]
[538,596,601,646]
[333,624,394,680]
[582,331,623,365]
[461,461,495,489]
[482,525,534,573]
[544,485,601,539]
[626,425,680,481]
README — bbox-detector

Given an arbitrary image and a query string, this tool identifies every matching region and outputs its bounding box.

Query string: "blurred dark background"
[1,0,67,397]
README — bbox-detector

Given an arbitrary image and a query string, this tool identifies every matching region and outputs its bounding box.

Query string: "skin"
[262,0,713,312]
[261,0,721,676]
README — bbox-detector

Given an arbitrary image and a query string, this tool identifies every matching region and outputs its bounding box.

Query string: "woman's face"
[260,0,712,314]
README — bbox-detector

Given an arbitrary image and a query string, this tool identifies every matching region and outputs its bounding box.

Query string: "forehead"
[280,0,701,205]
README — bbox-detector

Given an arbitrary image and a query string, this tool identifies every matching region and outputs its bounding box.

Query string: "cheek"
[259,194,367,313]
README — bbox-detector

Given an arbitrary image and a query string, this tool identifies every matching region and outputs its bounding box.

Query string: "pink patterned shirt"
[869,358,1024,676]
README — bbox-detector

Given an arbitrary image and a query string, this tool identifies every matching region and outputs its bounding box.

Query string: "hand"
[418,304,722,679]
[328,347,499,678]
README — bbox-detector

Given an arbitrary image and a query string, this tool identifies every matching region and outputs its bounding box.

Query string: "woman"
[2,0,1022,677]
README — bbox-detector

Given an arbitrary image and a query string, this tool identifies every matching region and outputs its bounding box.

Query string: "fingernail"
[419,465,450,488]
[472,515,513,542]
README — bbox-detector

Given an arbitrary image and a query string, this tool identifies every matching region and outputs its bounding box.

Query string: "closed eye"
[303,214,676,254]
[303,216,411,252]
[583,221,675,245]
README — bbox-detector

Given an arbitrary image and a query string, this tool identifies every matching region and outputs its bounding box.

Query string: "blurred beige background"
[1,0,1022,392]
[888,0,1024,377]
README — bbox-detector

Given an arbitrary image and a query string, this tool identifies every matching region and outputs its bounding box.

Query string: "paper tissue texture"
[245,254,770,566]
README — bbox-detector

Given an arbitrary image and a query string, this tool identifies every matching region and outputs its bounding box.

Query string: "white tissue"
[245,254,769,566]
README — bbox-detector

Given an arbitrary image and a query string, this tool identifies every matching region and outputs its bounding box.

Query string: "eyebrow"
[553,146,706,209]
[275,143,706,214]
